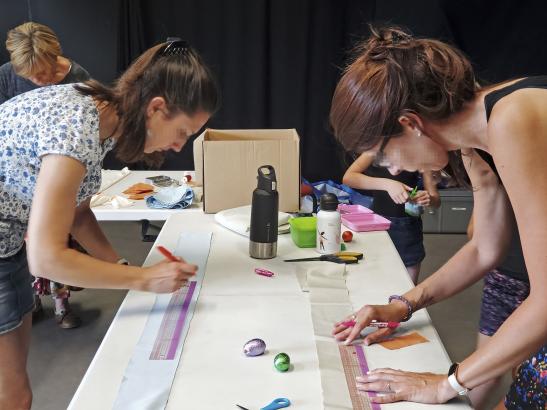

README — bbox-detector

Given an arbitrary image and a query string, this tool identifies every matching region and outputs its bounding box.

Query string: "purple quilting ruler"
[339,344,381,410]
[149,281,197,360]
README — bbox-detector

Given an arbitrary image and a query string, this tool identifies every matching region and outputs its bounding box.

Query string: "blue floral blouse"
[0,84,115,257]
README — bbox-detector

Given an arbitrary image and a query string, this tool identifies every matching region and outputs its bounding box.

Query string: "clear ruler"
[339,344,381,410]
[150,281,197,360]
[113,232,212,410]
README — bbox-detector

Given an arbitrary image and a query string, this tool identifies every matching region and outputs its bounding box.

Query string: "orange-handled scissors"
[284,251,363,264]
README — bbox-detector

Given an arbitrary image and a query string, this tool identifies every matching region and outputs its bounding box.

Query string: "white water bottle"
[316,193,341,254]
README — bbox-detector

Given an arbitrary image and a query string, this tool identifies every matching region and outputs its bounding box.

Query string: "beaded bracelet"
[388,294,413,322]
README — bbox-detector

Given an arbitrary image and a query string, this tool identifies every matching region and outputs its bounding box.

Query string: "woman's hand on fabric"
[385,181,413,204]
[332,303,407,345]
[412,190,431,206]
[140,260,197,293]
[356,368,457,404]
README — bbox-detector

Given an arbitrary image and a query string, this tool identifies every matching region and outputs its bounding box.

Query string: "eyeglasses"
[160,37,189,57]
[372,136,393,167]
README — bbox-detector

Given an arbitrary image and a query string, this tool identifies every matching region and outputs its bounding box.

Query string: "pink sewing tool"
[254,268,274,277]
[341,320,399,329]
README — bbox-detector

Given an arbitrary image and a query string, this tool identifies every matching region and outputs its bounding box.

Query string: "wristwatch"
[447,362,469,396]
[116,257,130,266]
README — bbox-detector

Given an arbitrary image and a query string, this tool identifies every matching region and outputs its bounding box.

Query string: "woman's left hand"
[356,368,458,404]
[412,190,431,206]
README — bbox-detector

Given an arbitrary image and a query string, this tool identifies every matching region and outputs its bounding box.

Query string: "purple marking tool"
[255,267,274,277]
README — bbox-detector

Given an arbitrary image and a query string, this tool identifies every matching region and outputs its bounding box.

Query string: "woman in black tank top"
[330,26,546,409]
[343,152,440,284]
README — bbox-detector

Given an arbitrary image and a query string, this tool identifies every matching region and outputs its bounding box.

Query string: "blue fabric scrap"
[146,186,194,209]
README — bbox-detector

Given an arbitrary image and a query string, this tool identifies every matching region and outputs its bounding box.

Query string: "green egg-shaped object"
[340,243,347,251]
[274,352,290,372]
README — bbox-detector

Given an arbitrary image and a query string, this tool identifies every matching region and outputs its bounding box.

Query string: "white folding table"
[92,170,202,222]
[69,212,470,409]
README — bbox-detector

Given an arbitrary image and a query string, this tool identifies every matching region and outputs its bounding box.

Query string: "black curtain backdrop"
[1,0,547,181]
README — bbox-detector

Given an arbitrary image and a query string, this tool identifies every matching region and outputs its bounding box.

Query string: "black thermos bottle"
[249,165,279,259]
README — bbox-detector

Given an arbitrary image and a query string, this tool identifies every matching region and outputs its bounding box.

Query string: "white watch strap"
[116,257,130,265]
[447,374,469,396]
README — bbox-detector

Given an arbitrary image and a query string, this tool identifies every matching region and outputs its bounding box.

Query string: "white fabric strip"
[112,232,212,410]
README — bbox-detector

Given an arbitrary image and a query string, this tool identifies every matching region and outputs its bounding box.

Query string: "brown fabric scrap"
[378,331,429,350]
[123,183,154,195]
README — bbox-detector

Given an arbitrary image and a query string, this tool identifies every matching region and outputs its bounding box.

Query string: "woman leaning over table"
[330,26,546,409]
[0,38,219,409]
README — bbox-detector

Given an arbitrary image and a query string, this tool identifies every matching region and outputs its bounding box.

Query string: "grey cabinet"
[422,189,473,233]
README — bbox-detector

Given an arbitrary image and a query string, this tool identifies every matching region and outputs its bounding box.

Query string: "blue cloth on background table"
[146,186,194,209]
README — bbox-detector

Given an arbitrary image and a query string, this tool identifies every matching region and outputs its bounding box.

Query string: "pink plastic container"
[337,204,373,215]
[340,206,391,232]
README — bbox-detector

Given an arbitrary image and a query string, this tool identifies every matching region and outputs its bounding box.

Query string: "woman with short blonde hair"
[6,22,62,78]
[0,22,90,103]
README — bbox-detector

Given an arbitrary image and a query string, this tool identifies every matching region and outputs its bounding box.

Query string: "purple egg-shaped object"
[243,338,266,357]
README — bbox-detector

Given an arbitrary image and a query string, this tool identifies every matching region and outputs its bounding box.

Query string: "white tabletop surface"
[69,212,470,409]
[92,171,202,221]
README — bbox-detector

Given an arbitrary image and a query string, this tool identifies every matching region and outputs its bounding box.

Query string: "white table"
[69,212,470,409]
[92,171,202,221]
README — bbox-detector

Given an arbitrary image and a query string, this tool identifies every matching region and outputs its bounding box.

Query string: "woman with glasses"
[343,152,440,284]
[0,39,219,409]
[330,26,546,409]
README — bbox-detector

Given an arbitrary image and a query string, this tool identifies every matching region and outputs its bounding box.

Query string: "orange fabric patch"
[123,183,154,195]
[127,193,151,200]
[378,331,429,350]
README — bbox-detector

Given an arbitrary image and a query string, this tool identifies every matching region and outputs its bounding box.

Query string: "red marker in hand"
[157,246,179,262]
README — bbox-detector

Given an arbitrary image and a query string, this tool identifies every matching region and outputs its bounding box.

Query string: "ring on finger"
[386,382,391,392]
[351,314,357,320]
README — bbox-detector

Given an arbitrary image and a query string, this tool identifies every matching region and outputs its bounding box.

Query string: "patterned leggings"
[505,345,547,409]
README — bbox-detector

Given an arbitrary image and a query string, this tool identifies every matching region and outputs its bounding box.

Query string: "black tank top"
[365,166,419,217]
[474,76,547,282]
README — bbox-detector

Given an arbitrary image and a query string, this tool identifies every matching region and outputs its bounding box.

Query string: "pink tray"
[338,204,373,215]
[341,212,391,232]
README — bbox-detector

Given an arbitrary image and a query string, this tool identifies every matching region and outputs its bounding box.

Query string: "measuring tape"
[113,232,212,410]
[339,344,381,410]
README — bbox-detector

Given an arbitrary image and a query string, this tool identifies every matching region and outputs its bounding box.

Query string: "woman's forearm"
[28,246,141,289]
[403,241,492,310]
[71,206,120,262]
[458,294,547,388]
[428,192,441,208]
[343,172,393,191]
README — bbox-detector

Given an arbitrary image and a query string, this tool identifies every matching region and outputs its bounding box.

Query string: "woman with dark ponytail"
[331,26,546,408]
[0,39,219,409]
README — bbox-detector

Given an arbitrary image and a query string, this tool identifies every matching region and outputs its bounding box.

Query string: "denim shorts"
[0,246,34,335]
[386,216,425,267]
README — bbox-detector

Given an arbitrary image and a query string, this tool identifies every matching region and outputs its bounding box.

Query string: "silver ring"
[351,314,357,320]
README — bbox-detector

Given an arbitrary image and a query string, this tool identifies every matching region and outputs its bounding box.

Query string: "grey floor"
[28,223,509,410]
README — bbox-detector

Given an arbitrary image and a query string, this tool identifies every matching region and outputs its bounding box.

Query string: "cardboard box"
[193,129,300,213]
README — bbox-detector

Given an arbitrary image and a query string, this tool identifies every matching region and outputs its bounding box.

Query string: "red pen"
[341,320,399,329]
[156,246,179,262]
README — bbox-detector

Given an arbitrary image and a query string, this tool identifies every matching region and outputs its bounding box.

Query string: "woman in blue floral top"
[0,39,219,409]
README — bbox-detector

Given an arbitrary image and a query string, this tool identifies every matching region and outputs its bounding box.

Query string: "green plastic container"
[289,216,317,248]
